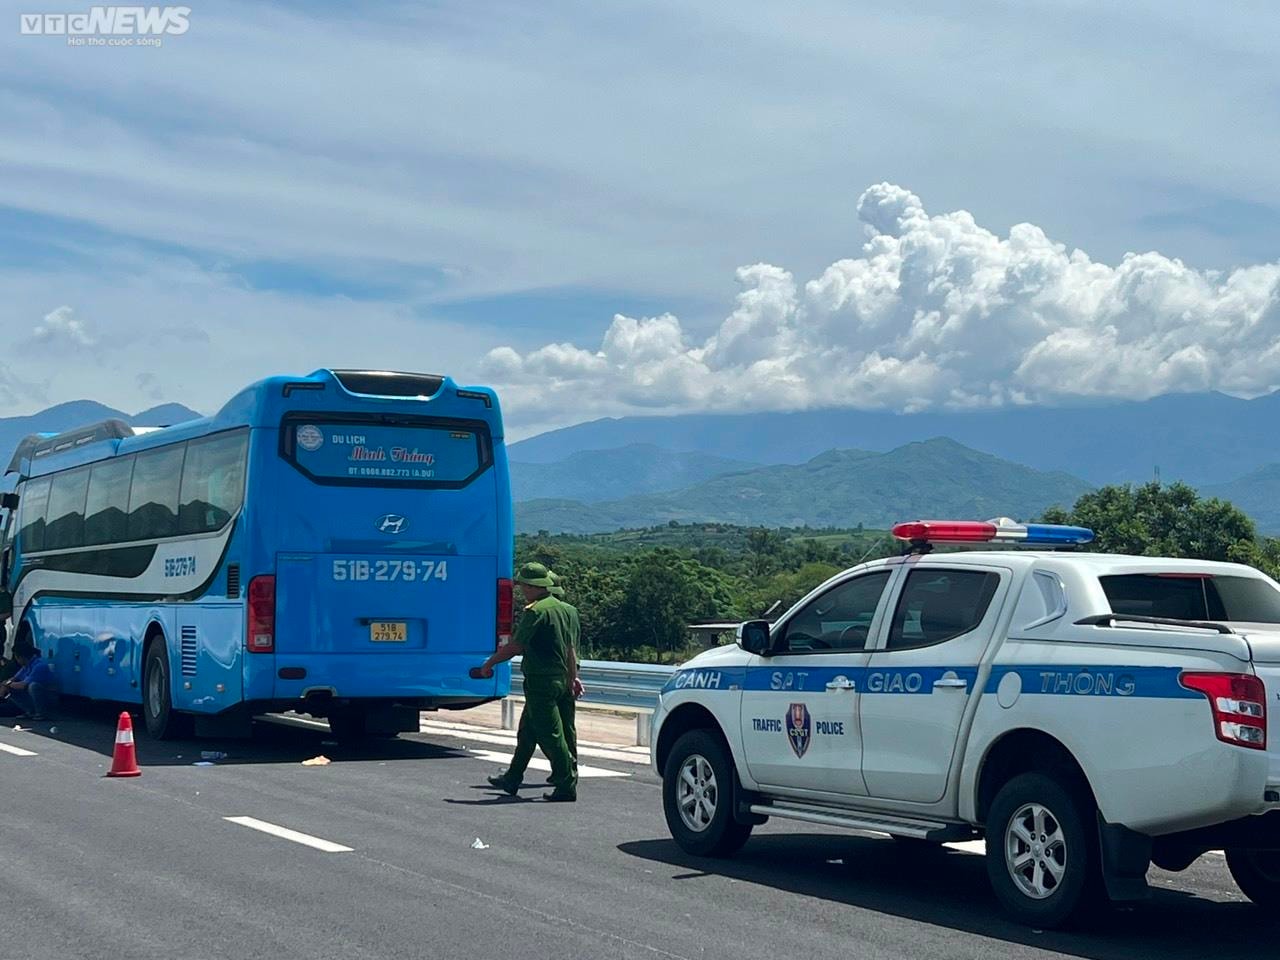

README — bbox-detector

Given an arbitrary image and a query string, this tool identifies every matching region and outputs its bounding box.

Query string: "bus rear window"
[1100,574,1280,623]
[282,417,492,488]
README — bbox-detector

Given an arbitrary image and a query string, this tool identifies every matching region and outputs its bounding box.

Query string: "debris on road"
[470,838,490,850]
[302,755,331,766]
[192,761,216,767]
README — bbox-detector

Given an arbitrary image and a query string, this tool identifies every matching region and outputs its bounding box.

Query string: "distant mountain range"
[6,396,1280,535]
[515,438,1094,534]
[1202,466,1280,535]
[1,401,202,471]
[509,391,1280,487]
[510,444,758,503]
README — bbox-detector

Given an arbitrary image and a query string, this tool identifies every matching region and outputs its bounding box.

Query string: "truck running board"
[748,800,977,842]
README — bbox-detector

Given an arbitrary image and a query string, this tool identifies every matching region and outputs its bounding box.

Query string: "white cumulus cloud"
[31,305,96,349]
[485,183,1280,424]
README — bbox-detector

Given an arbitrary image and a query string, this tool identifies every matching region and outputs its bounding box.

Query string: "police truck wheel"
[1225,848,1280,907]
[662,730,752,858]
[142,642,191,740]
[985,773,1097,928]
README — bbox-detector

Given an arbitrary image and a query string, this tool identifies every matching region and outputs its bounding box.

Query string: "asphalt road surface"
[1,705,1275,960]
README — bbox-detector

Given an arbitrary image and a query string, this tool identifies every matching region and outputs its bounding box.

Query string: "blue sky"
[2,1,1279,437]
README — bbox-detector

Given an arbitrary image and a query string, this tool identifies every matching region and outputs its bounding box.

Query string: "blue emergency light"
[891,518,1094,546]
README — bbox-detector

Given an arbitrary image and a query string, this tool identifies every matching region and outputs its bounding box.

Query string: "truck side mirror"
[737,620,773,657]
[0,494,16,511]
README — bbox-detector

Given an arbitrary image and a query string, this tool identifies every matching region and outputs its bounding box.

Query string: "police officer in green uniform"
[541,571,581,776]
[473,562,579,801]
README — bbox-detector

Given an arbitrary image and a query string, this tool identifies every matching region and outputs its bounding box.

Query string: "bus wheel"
[143,641,192,740]
[327,708,368,743]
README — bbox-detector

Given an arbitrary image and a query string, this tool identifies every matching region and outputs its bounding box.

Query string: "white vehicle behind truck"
[651,519,1280,927]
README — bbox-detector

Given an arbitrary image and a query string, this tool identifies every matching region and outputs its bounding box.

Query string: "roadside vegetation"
[519,483,1280,664]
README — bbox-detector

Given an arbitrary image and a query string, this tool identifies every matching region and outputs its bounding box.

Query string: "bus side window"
[44,467,90,552]
[178,431,248,535]
[128,446,186,541]
[18,478,51,553]
[85,457,134,546]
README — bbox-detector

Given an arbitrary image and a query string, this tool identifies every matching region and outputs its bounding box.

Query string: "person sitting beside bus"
[0,641,57,720]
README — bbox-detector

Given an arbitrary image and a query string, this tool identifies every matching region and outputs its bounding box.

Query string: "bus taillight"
[247,575,276,654]
[497,578,514,648]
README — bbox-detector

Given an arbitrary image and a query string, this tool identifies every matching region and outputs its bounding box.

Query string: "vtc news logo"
[20,6,191,37]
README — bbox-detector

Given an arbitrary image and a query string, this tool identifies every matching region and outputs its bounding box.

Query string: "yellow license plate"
[369,621,408,642]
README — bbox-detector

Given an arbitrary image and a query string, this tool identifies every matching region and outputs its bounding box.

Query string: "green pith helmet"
[514,561,555,588]
[549,571,565,597]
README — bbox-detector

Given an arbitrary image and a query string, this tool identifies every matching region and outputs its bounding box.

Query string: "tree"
[1043,482,1261,563]
[525,540,564,568]
[614,553,704,663]
[604,548,739,661]
[1231,537,1280,582]
[746,528,780,577]
[740,562,841,619]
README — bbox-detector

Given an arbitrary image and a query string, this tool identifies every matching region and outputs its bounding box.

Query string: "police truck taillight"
[497,578,514,648]
[247,575,276,654]
[1179,672,1267,750]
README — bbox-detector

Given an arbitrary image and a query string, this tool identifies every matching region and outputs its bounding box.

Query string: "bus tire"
[143,640,192,740]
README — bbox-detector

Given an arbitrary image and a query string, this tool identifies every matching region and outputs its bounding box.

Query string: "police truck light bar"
[891,518,1095,546]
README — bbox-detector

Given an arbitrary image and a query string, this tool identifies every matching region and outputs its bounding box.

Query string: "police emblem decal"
[787,702,812,759]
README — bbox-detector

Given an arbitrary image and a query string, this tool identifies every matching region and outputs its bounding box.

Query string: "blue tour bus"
[0,369,514,739]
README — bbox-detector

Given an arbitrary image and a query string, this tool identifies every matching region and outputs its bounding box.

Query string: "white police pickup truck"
[651,519,1280,927]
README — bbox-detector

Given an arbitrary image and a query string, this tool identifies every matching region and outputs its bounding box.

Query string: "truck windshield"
[1100,574,1280,623]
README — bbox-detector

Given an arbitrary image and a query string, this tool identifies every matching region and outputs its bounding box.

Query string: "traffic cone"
[106,711,141,778]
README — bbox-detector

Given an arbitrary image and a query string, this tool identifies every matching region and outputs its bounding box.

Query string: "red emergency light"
[891,519,1094,546]
[892,521,997,542]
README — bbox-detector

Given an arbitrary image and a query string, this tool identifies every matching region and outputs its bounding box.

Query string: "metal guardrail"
[509,656,674,709]
[505,656,676,746]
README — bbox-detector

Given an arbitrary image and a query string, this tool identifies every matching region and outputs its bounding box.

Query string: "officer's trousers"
[505,676,577,795]
[513,685,577,766]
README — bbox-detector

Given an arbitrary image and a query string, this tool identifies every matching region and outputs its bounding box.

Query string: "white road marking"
[941,838,1228,862]
[0,742,37,757]
[469,749,628,779]
[420,719,650,765]
[265,713,651,766]
[223,816,353,853]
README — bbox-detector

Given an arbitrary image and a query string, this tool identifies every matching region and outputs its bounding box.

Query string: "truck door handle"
[825,677,856,691]
[933,677,968,690]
